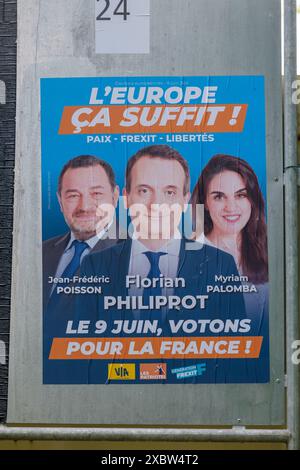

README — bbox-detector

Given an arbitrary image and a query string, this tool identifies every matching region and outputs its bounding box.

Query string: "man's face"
[124,156,190,240]
[58,165,119,240]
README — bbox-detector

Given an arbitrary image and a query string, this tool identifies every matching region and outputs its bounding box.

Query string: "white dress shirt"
[128,237,182,299]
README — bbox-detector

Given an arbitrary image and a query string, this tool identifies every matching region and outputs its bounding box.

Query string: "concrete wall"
[0,0,296,450]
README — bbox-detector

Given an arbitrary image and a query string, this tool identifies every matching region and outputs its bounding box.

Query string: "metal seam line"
[284,0,300,451]
[0,426,291,442]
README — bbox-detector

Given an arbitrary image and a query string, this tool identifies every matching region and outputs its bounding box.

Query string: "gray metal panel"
[7,0,285,425]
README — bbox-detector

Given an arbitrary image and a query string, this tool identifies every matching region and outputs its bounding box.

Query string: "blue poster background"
[41,76,266,240]
[41,76,269,384]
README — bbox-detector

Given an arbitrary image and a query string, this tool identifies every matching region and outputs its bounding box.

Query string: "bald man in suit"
[43,155,124,383]
[43,155,120,311]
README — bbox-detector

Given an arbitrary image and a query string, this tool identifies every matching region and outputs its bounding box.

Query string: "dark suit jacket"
[43,228,122,384]
[44,239,269,384]
[78,238,246,325]
[43,230,119,310]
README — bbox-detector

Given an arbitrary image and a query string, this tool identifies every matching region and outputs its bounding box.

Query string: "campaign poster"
[41,76,269,384]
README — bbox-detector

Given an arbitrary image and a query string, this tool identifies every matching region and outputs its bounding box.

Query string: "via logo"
[108,363,136,380]
[115,366,129,377]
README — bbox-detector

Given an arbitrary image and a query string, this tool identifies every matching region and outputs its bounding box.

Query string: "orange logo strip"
[49,336,262,360]
[58,104,248,135]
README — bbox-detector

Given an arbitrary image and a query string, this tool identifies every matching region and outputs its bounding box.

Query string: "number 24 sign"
[95,0,150,54]
[96,0,130,21]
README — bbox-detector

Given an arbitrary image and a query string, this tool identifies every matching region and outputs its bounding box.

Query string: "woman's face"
[205,170,252,236]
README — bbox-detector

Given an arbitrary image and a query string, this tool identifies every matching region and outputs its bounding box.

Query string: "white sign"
[0,340,5,365]
[0,80,6,105]
[95,0,150,54]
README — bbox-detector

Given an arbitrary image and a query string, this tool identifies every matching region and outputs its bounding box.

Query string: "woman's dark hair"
[191,154,268,283]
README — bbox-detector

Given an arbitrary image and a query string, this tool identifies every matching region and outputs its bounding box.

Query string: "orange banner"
[49,336,262,360]
[58,104,248,135]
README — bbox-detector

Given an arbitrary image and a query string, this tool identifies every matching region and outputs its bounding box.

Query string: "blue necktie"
[49,240,89,304]
[60,240,89,279]
[142,251,167,306]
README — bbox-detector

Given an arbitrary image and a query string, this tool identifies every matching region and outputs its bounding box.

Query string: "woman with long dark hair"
[191,154,268,284]
[191,155,269,381]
